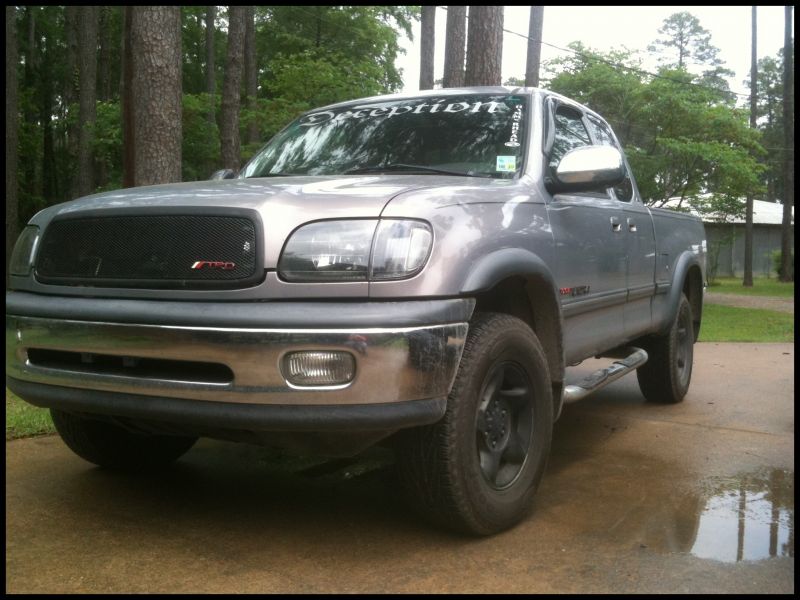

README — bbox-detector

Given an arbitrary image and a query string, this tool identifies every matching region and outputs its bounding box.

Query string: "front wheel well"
[472,275,564,409]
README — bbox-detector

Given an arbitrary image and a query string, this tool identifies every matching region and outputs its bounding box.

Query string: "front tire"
[636,293,694,404]
[51,409,197,470]
[397,313,553,535]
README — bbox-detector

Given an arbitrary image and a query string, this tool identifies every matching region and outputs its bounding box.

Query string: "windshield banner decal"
[299,101,505,127]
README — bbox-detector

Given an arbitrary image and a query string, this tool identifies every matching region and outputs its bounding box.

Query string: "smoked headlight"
[279,220,377,282]
[278,219,433,282]
[9,225,40,276]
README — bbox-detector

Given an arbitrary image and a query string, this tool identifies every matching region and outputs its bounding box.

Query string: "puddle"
[689,469,794,562]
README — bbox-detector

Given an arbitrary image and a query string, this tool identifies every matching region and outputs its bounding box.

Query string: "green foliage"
[6,388,55,440]
[240,97,310,162]
[11,4,418,213]
[268,51,387,109]
[91,100,123,191]
[544,40,765,211]
[771,250,794,280]
[182,93,220,180]
[745,50,791,203]
[503,76,526,87]
[182,6,212,95]
[648,11,722,69]
[256,6,415,96]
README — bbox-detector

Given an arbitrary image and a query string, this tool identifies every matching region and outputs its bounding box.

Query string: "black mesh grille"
[36,214,259,288]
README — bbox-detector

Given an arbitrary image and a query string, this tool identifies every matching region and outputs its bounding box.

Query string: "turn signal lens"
[9,226,40,276]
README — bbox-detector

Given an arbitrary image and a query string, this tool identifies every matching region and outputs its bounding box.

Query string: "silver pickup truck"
[7,87,706,535]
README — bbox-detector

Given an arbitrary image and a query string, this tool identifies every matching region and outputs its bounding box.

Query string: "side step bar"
[562,347,648,403]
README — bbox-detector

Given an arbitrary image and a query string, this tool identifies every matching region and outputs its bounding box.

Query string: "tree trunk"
[65,5,79,198]
[38,30,57,203]
[95,7,110,189]
[443,6,466,88]
[6,6,19,285]
[205,6,216,125]
[525,7,544,87]
[244,6,259,145]
[465,6,503,86]
[743,6,756,287]
[97,7,111,101]
[77,6,98,197]
[132,6,183,186]
[419,6,435,90]
[779,5,794,281]
[23,7,37,205]
[220,6,246,171]
[122,6,135,187]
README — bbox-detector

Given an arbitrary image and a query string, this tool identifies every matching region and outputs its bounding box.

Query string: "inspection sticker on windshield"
[496,156,517,172]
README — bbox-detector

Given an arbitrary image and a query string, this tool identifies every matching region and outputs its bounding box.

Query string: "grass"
[708,276,794,298]
[698,304,794,343]
[6,389,55,440]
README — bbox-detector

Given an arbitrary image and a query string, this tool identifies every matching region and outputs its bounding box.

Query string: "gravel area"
[705,292,794,314]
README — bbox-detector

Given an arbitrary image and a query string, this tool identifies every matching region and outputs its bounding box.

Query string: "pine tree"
[220,6,245,170]
[132,6,183,185]
[443,6,466,88]
[419,6,435,90]
[464,6,503,86]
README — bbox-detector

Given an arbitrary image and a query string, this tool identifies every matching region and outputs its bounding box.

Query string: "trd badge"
[191,261,236,270]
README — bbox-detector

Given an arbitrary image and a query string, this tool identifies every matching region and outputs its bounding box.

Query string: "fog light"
[282,351,355,387]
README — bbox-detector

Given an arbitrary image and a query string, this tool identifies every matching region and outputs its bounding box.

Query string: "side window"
[549,105,591,168]
[586,116,634,202]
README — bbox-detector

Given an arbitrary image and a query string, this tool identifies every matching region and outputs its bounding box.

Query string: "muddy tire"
[51,409,197,469]
[636,293,694,404]
[396,313,553,535]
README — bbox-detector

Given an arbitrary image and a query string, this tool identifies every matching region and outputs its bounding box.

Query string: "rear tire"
[51,409,197,469]
[396,313,553,535]
[636,293,694,404]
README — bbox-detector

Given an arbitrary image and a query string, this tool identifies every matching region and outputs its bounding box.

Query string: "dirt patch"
[705,292,794,314]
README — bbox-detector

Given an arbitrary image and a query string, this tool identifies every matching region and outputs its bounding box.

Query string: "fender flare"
[460,247,557,295]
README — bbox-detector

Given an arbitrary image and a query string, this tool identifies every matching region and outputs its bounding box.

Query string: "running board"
[562,347,648,403]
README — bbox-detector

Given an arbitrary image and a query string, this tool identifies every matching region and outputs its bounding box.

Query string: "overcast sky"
[396,6,792,104]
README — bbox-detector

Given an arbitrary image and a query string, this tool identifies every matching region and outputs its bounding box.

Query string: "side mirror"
[547,146,625,194]
[210,169,237,181]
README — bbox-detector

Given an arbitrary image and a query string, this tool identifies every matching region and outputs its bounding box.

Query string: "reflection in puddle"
[690,469,794,562]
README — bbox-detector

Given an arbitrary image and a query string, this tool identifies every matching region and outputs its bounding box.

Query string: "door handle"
[610,217,621,232]
[627,218,637,232]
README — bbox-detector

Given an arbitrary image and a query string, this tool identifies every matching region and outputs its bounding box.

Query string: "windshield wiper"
[344,163,491,178]
[252,172,296,177]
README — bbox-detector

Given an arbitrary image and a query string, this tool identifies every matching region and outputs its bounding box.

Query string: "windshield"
[241,94,528,180]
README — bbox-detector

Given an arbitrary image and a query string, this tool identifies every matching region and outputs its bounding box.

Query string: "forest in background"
[6,6,416,224]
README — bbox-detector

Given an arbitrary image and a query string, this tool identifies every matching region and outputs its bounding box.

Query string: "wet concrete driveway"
[5,343,794,593]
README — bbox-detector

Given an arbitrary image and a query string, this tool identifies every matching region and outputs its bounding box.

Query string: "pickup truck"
[6,87,706,535]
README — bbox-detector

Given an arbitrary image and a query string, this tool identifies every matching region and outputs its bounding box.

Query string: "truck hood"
[31,174,515,269]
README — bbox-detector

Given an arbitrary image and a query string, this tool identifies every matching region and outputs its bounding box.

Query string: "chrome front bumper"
[6,316,468,407]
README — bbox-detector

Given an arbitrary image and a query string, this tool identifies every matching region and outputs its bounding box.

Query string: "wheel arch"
[658,251,704,340]
[460,248,565,418]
